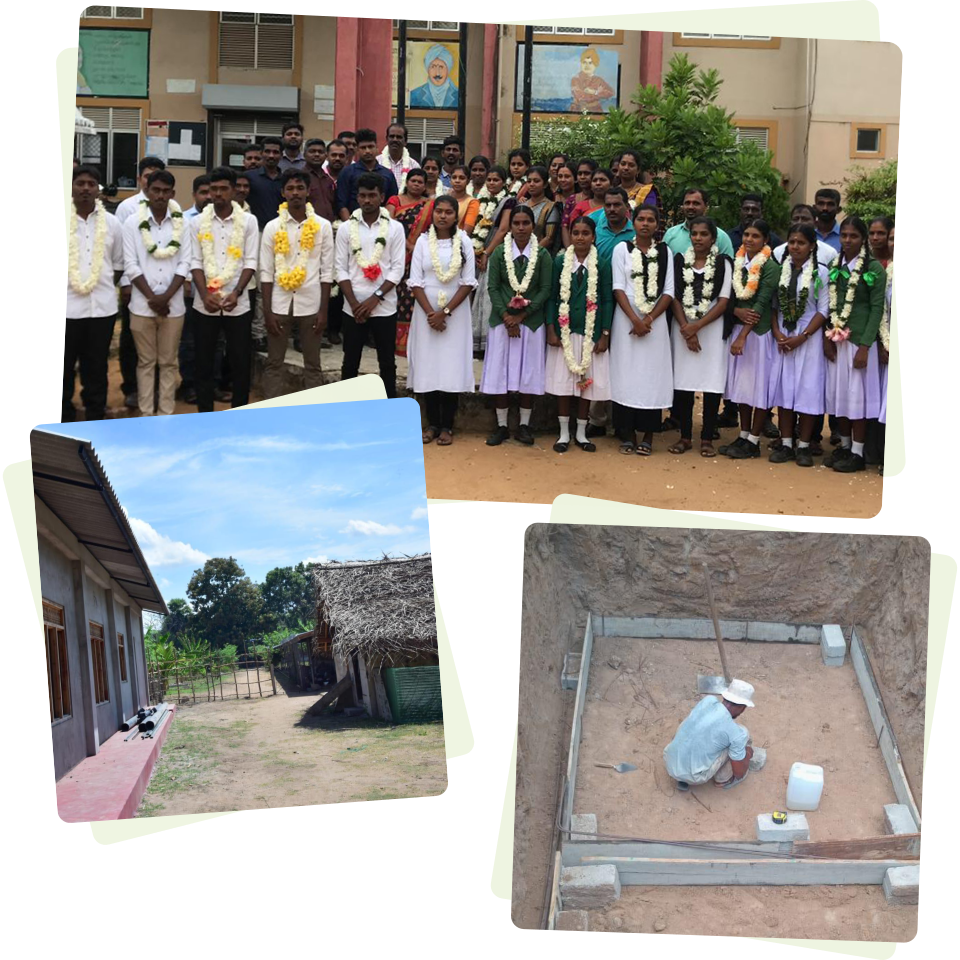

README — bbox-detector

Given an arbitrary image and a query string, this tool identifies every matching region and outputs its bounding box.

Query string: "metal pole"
[457,21,468,140]
[397,20,407,128]
[520,25,534,152]
[701,562,731,685]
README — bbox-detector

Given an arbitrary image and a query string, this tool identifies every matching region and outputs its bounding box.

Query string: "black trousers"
[195,312,252,413]
[614,403,661,438]
[119,300,138,397]
[424,392,460,431]
[327,290,344,337]
[63,314,117,422]
[179,298,197,391]
[341,313,397,398]
[673,389,721,442]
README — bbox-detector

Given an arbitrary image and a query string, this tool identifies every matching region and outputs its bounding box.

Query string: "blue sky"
[40,400,430,605]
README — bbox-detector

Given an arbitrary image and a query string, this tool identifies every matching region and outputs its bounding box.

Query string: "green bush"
[843,160,897,222]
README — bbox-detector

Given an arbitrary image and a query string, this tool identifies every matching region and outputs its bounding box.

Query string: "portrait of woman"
[410,43,460,109]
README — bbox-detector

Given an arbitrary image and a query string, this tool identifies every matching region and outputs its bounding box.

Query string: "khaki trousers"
[130,313,185,416]
[264,313,323,399]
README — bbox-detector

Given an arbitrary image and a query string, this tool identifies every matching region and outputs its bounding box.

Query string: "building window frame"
[73,101,144,191]
[218,11,296,70]
[673,33,780,49]
[80,7,151,28]
[514,25,623,44]
[90,621,110,705]
[44,601,72,724]
[850,122,887,159]
[732,118,779,165]
[117,631,127,683]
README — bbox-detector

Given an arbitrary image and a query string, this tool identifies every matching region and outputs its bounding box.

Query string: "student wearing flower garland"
[64,165,125,423]
[722,219,781,460]
[446,164,481,235]
[506,148,531,199]
[188,166,260,413]
[609,204,675,455]
[877,226,893,476]
[121,169,190,417]
[408,196,478,446]
[768,223,830,467]
[480,205,554,445]
[467,155,491,197]
[471,165,514,356]
[335,172,406,398]
[668,217,733,456]
[822,217,887,473]
[545,216,613,453]
[259,169,335,399]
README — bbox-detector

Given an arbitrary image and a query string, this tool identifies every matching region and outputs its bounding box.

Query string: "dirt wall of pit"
[512,526,929,929]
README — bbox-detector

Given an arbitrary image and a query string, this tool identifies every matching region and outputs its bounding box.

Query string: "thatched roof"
[313,554,436,665]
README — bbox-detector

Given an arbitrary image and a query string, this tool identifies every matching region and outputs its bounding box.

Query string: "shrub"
[843,160,897,222]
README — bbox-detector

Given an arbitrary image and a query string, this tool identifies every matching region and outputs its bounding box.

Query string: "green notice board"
[78,29,150,98]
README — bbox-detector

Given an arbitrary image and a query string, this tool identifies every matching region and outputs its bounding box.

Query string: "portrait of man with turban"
[410,42,459,109]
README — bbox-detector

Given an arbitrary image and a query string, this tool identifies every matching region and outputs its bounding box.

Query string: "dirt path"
[423,431,882,517]
[137,689,446,817]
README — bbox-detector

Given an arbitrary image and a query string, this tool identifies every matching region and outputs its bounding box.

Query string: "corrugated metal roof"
[31,430,167,614]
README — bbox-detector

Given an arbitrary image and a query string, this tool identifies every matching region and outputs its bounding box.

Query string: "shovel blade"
[613,762,637,773]
[697,675,727,695]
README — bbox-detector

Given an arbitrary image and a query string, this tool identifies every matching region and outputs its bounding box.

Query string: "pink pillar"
[481,23,499,160]
[334,18,393,137]
[640,31,664,89]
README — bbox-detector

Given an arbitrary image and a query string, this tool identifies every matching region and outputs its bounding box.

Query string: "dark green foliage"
[259,562,315,631]
[186,557,265,650]
[843,160,897,222]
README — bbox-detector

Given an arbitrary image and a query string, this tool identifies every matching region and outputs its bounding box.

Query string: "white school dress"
[609,243,675,410]
[879,270,892,424]
[407,231,477,394]
[671,260,732,395]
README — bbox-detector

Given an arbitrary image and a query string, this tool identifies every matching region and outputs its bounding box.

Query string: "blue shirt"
[816,219,842,253]
[590,211,634,261]
[335,162,399,216]
[664,222,735,257]
[246,166,285,230]
[663,697,749,782]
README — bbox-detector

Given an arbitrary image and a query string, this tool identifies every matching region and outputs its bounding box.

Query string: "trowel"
[695,561,732,695]
[595,762,638,773]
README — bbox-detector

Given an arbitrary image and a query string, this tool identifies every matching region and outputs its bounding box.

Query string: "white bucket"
[786,761,824,811]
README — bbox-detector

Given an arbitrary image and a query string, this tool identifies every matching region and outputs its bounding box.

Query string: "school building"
[75,10,900,205]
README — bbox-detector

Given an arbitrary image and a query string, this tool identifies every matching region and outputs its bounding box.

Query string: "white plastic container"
[786,762,824,811]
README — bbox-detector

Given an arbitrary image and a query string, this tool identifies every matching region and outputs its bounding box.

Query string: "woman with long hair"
[547,152,568,196]
[471,165,514,357]
[562,159,597,245]
[523,166,561,252]
[552,162,578,247]
[421,155,444,198]
[506,148,531,198]
[563,168,612,246]
[467,155,491,197]
[868,216,894,267]
[408,195,477,446]
[447,164,481,235]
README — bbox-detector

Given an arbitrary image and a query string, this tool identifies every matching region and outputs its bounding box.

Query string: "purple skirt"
[879,358,888,424]
[865,340,883,420]
[772,323,826,416]
[479,322,546,396]
[726,329,779,410]
[825,339,878,419]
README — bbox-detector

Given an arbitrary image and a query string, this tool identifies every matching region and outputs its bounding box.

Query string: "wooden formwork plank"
[562,841,790,866]
[546,851,563,930]
[561,613,593,833]
[793,834,920,860]
[849,627,921,828]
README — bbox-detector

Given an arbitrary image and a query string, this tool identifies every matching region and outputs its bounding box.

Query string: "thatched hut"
[312,554,441,722]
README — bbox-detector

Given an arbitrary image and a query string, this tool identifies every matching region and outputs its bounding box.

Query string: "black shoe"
[676,781,691,792]
[823,446,852,468]
[711,427,721,441]
[253,338,269,352]
[214,388,232,403]
[762,415,781,439]
[575,438,597,452]
[515,423,535,445]
[584,423,606,438]
[486,425,510,446]
[809,440,824,456]
[183,389,197,405]
[328,332,342,345]
[661,416,680,432]
[719,436,748,456]
[769,445,795,463]
[795,447,815,467]
[879,464,884,476]
[717,409,740,428]
[553,440,569,453]
[727,439,761,459]
[829,431,842,446]
[124,392,138,409]
[833,452,865,473]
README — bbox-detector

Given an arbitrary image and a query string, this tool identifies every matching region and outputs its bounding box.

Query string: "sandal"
[619,441,636,455]
[437,430,453,446]
[700,442,716,457]
[636,441,652,456]
[422,427,440,444]
[668,439,692,455]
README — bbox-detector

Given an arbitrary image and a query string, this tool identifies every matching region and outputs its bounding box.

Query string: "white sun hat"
[721,678,756,708]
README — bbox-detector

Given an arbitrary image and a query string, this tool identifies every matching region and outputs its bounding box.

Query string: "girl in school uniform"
[822,217,887,473]
[408,195,478,447]
[544,215,613,453]
[479,205,554,446]
[877,225,893,475]
[668,217,733,457]
[769,224,830,467]
[723,219,781,460]
[609,203,675,455]
[471,165,513,357]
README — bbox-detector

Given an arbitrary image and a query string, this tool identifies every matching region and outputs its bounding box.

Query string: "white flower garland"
[137,198,184,259]
[274,202,321,292]
[630,244,660,314]
[504,243,539,299]
[681,244,719,321]
[68,198,108,295]
[378,147,415,193]
[349,207,391,278]
[732,244,771,300]
[777,253,816,332]
[879,261,893,350]
[197,201,247,292]
[507,176,527,198]
[557,245,599,386]
[428,226,464,308]
[472,186,506,254]
[826,250,867,342]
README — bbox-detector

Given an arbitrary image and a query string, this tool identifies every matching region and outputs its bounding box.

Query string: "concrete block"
[884,803,919,836]
[821,624,846,665]
[562,652,582,691]
[882,865,919,905]
[560,864,621,910]
[756,812,810,841]
[556,910,589,931]
[570,813,597,841]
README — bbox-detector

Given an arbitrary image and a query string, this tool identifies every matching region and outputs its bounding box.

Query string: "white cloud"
[411,506,428,520]
[341,519,414,536]
[128,517,208,567]
[305,554,329,564]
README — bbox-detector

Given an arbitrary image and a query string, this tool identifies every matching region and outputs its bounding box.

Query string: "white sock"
[576,419,589,444]
[747,434,760,446]
[797,440,810,449]
[519,408,532,426]
[557,416,570,444]
[496,408,508,427]
[782,437,794,448]
[739,430,750,440]
[841,435,852,449]
[851,441,865,457]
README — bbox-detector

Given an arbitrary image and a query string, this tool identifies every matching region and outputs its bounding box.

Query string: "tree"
[259,562,315,631]
[186,557,264,649]
[163,597,194,645]
[529,53,790,231]
[843,160,897,222]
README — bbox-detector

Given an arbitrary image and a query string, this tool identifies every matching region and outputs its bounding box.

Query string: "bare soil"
[136,688,446,817]
[577,636,895,842]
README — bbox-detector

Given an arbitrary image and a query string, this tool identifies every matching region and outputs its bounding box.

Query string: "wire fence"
[147,641,277,705]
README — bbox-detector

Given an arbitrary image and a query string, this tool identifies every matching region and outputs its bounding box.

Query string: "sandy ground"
[422,430,882,517]
[576,637,896,841]
[136,686,447,817]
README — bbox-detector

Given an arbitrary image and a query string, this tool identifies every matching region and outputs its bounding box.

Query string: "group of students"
[64,125,893,476]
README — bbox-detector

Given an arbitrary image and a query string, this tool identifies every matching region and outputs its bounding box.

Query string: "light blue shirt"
[664,222,735,257]
[816,219,842,252]
[663,697,749,782]
[590,211,634,262]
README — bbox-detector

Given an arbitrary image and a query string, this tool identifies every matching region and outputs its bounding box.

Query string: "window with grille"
[44,602,71,723]
[215,114,291,166]
[402,117,457,162]
[529,26,617,36]
[90,622,109,704]
[680,33,772,41]
[219,13,294,70]
[393,20,460,31]
[117,632,127,682]
[735,126,770,151]
[856,128,881,153]
[83,6,144,17]
[76,106,141,187]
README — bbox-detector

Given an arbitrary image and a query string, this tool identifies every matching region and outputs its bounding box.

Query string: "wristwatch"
[442,306,452,316]
[374,288,385,301]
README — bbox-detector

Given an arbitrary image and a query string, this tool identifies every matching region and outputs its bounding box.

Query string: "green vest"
[830,256,886,347]
[486,244,553,331]
[733,255,779,336]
